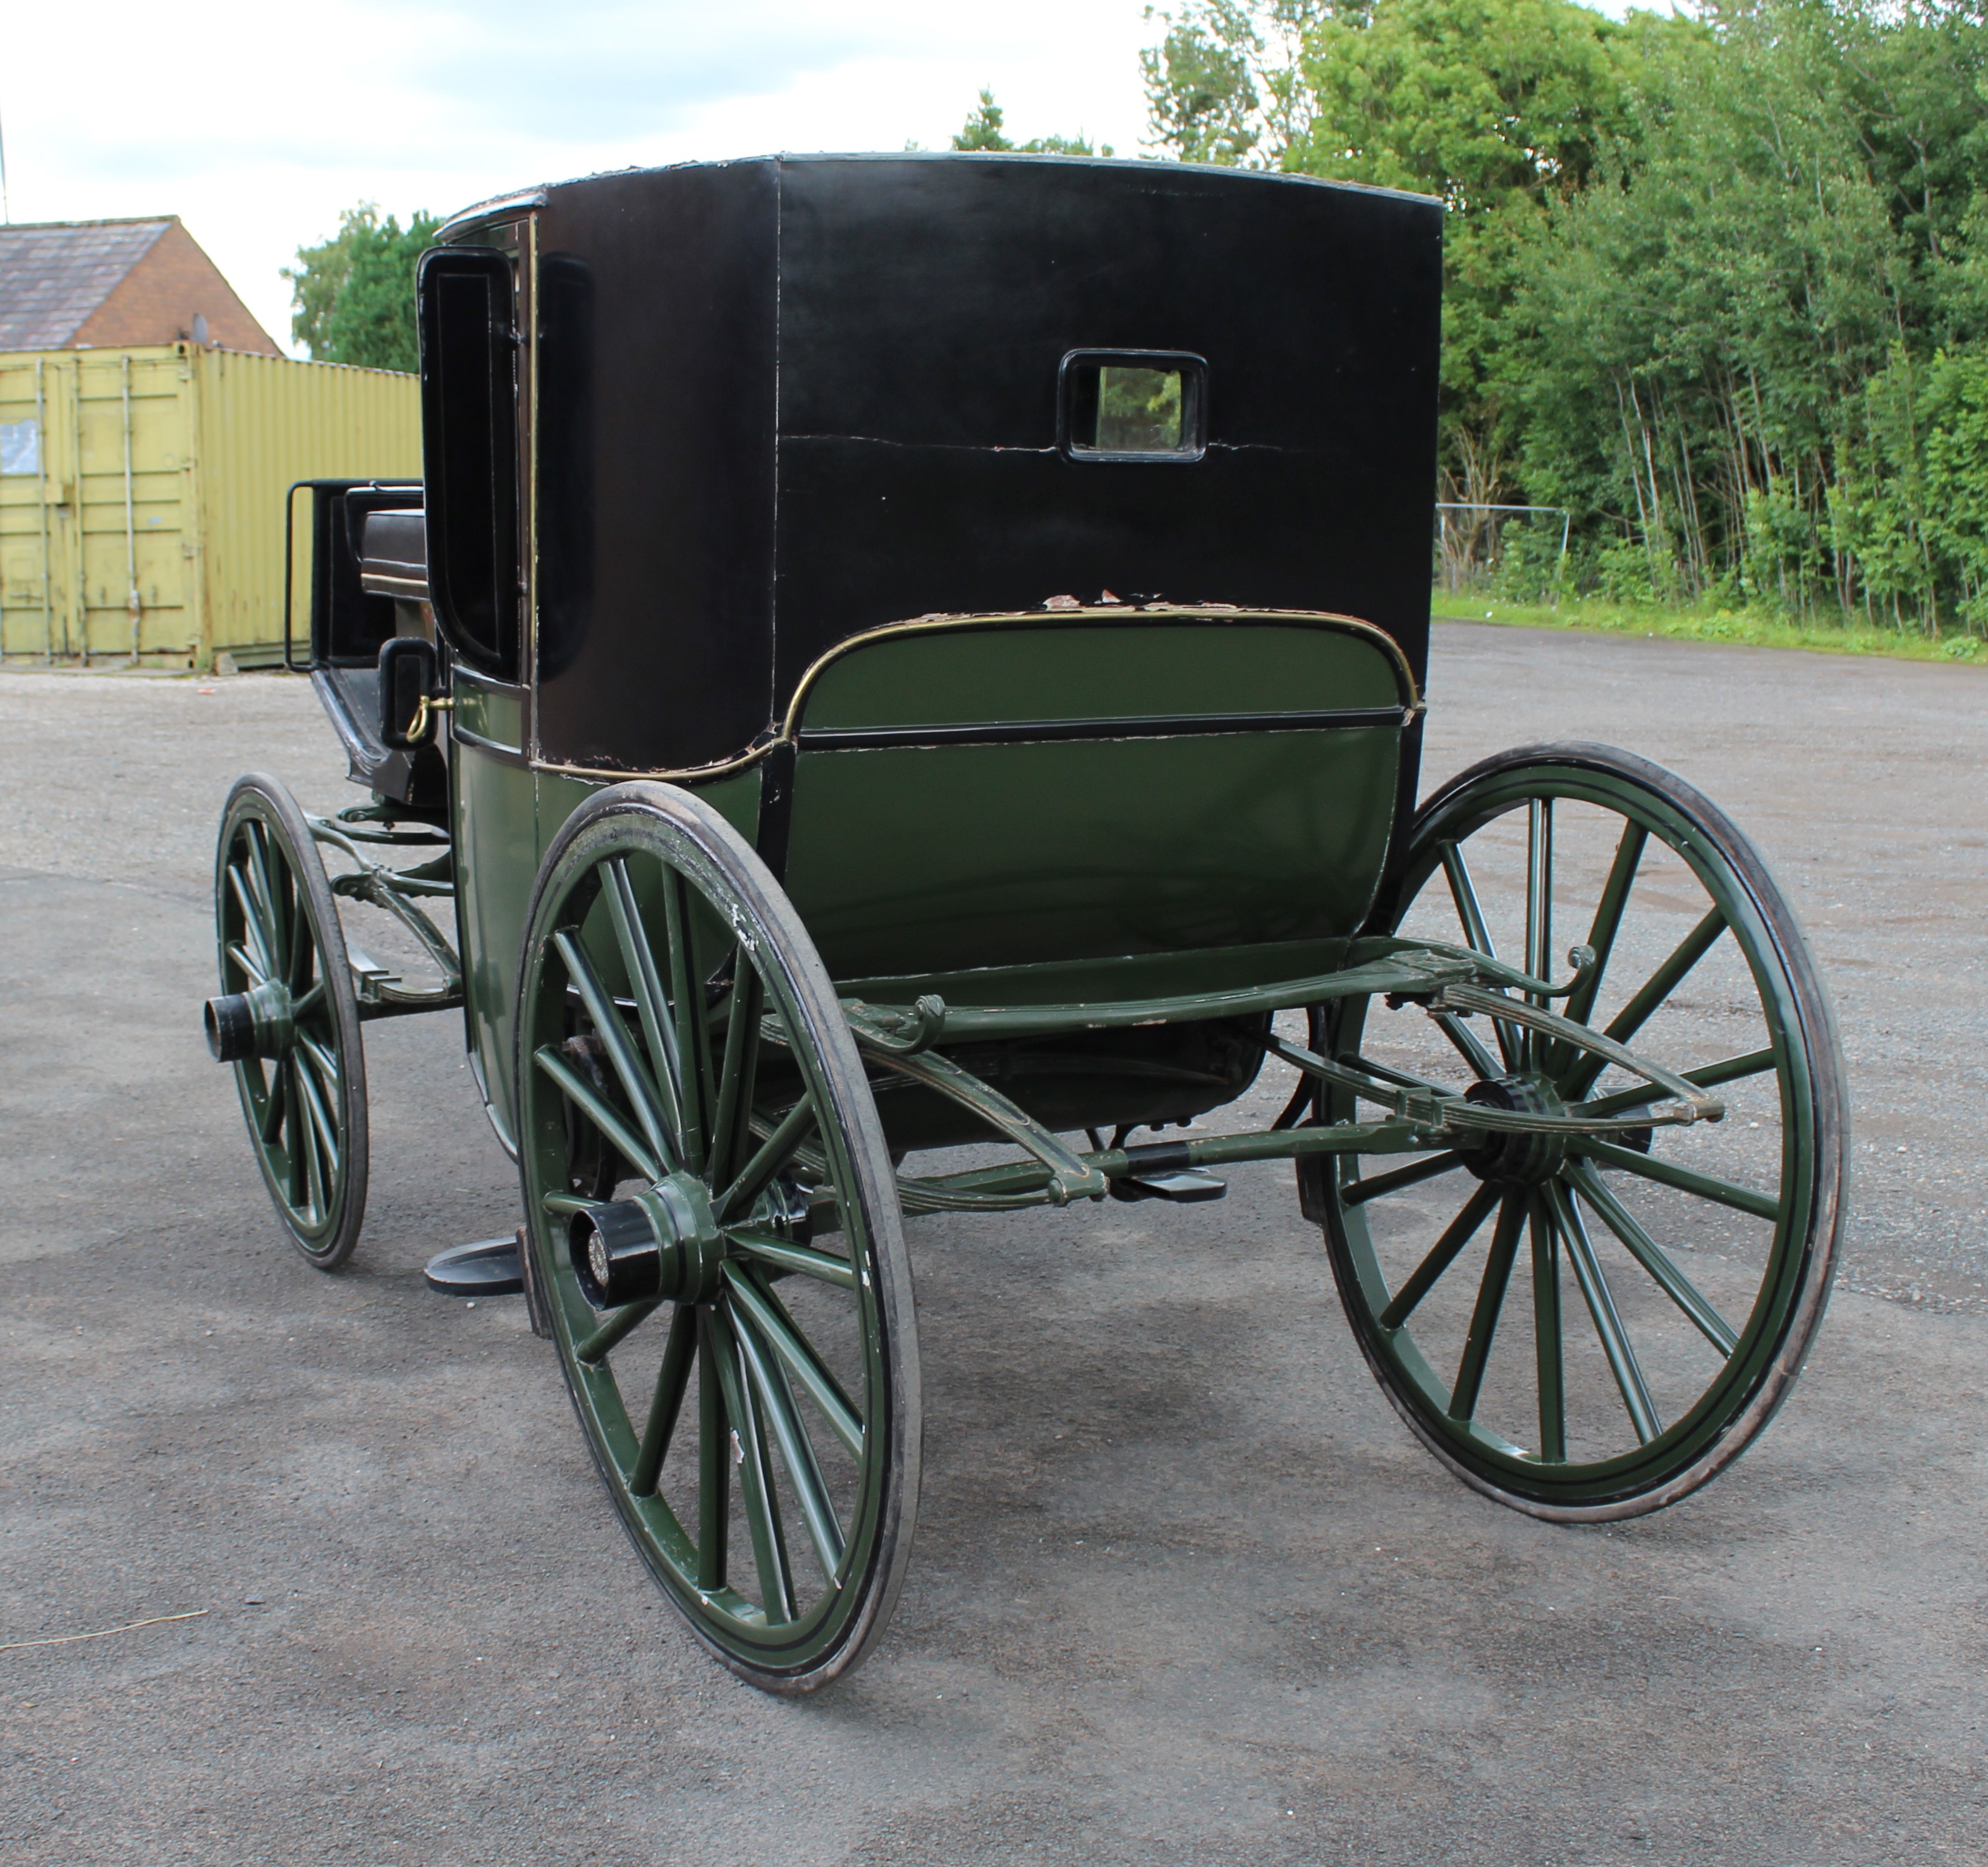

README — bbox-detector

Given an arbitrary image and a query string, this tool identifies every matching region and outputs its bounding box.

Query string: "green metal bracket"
[841,938,1721,1221]
[307,813,465,1020]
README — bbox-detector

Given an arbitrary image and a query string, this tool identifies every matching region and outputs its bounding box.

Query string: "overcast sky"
[1,0,1161,353]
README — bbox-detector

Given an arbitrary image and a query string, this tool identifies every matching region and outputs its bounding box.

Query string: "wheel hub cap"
[204,978,295,1062]
[1458,1073,1567,1189]
[569,1172,724,1309]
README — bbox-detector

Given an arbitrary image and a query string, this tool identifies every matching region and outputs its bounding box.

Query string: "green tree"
[1290,0,1663,509]
[284,205,441,372]
[1512,0,1988,620]
[1142,0,1666,507]
[1140,0,1988,631]
[951,89,1112,156]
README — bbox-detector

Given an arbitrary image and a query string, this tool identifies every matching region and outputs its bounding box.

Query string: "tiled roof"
[0,218,174,350]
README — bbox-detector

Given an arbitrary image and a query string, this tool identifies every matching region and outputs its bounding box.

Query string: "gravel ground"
[2,623,1985,1866]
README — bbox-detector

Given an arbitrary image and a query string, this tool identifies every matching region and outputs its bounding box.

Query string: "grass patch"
[1431,595,1988,665]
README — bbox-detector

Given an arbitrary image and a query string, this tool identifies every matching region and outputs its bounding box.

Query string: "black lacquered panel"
[532,161,778,773]
[524,155,1441,776]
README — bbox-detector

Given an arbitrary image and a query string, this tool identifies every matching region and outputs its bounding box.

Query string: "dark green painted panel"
[799,620,1405,729]
[454,680,523,749]
[784,725,1400,986]
[836,933,1351,1012]
[534,768,762,863]
[534,770,601,860]
[685,770,763,844]
[453,741,538,1146]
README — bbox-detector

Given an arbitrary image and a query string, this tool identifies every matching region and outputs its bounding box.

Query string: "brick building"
[0,216,279,355]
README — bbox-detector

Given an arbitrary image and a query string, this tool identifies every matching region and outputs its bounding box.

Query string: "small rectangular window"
[1059,351,1205,462]
[0,419,40,477]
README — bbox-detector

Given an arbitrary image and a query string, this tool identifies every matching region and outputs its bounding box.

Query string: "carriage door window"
[417,245,521,677]
[1059,350,1206,462]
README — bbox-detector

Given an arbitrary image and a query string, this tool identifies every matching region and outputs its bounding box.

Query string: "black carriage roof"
[434,152,1440,243]
[444,153,1444,776]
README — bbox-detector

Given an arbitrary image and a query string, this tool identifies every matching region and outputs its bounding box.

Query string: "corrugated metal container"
[0,344,419,666]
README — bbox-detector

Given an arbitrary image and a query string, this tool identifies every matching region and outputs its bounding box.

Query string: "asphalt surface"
[3,622,1985,1866]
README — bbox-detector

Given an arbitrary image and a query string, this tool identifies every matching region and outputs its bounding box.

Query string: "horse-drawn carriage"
[205,154,1846,1692]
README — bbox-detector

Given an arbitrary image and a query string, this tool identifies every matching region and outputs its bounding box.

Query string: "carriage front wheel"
[514,782,920,1692]
[1314,743,1846,1519]
[207,774,369,1270]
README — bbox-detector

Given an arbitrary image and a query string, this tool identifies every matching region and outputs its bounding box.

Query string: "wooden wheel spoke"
[1345,1149,1465,1209]
[697,1309,729,1592]
[630,1304,698,1497]
[1440,838,1520,1069]
[228,866,277,979]
[575,1297,666,1364]
[1523,797,1553,1070]
[1448,1193,1526,1421]
[1350,1054,1456,1095]
[603,859,686,1145]
[1558,819,1646,1041]
[717,1098,820,1223]
[552,928,679,1174]
[1432,1009,1502,1081]
[291,1063,328,1221]
[1566,1160,1738,1356]
[282,1062,309,1208]
[709,958,764,1191]
[226,938,267,988]
[291,1052,342,1184]
[707,1305,798,1625]
[253,1065,285,1144]
[1573,1136,1781,1223]
[722,1264,864,1459]
[659,870,712,1172]
[295,1030,341,1096]
[532,1043,664,1185]
[734,1306,846,1586]
[1529,1194,1566,1464]
[1381,1180,1502,1330]
[1565,905,1726,1098]
[1578,1048,1778,1122]
[245,825,292,979]
[286,880,315,998]
[1546,1182,1662,1443]
[725,1230,856,1290]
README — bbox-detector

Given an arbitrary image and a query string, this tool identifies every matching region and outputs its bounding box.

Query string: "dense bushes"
[1144,0,1988,634]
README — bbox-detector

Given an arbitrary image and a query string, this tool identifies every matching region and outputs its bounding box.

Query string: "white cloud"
[0,0,1156,350]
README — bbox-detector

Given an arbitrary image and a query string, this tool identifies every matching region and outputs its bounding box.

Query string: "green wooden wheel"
[515,782,920,1692]
[1314,744,1845,1519]
[209,774,369,1270]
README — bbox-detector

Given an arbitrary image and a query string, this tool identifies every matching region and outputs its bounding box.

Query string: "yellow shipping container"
[0,344,419,667]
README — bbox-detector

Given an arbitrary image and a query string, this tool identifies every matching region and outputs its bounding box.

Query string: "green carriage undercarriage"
[290,792,1729,1218]
[210,608,1844,1694]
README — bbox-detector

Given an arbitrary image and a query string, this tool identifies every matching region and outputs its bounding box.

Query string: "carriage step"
[424,1236,524,1295]
[1109,1160,1228,1203]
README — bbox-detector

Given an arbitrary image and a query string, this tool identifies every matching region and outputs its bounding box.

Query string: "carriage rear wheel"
[1315,744,1845,1519]
[515,782,920,1692]
[209,774,369,1270]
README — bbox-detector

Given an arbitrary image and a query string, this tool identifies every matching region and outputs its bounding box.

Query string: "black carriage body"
[518,155,1443,775]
